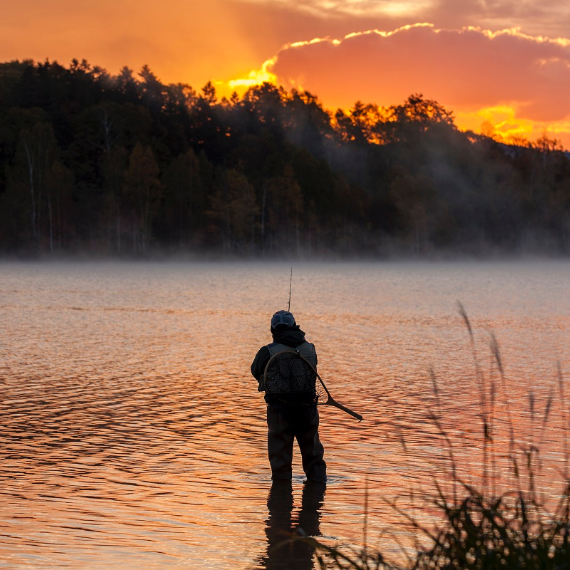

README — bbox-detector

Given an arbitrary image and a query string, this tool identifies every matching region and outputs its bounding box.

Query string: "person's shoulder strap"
[267,342,317,368]
[295,341,317,368]
[267,343,295,356]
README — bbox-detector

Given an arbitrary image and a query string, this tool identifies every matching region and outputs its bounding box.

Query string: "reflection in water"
[2,261,570,568]
[259,481,326,570]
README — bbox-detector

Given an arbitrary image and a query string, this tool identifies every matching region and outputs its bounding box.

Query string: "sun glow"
[225,24,434,93]
[456,105,570,146]
[226,35,338,92]
[227,57,277,90]
[224,23,570,149]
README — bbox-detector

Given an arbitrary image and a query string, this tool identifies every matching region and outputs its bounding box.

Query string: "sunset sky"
[3,0,570,146]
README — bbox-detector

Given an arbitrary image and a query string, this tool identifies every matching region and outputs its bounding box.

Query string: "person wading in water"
[251,310,327,483]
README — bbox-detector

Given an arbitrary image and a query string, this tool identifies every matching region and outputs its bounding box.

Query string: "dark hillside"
[1,60,569,257]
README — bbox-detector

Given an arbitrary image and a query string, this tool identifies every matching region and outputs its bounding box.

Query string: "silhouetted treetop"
[0,59,568,257]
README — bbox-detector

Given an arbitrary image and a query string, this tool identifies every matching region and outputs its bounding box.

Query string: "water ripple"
[2,261,570,568]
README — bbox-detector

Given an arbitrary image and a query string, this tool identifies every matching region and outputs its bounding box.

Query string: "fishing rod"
[277,266,363,421]
[287,267,292,311]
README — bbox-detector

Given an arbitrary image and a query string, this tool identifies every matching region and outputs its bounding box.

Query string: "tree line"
[1,58,569,257]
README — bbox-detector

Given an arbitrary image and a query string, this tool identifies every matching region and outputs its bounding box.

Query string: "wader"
[266,342,327,482]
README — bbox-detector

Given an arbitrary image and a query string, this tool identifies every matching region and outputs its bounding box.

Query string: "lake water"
[1,260,570,568]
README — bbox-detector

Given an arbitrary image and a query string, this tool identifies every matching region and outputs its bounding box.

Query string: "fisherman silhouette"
[251,310,327,482]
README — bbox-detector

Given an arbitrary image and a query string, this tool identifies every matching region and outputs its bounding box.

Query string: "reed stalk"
[281,308,570,570]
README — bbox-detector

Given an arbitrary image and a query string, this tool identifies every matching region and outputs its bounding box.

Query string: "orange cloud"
[239,0,436,19]
[229,24,570,146]
[4,0,570,146]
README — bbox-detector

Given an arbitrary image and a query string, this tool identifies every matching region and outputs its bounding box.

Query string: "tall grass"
[290,307,570,569]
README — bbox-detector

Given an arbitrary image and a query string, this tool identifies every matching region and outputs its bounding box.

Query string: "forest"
[0,58,569,257]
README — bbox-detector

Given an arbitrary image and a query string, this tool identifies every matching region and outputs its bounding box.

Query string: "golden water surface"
[1,261,570,568]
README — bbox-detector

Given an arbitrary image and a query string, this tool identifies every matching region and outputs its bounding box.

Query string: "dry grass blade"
[558,362,569,480]
[429,366,439,408]
[539,387,554,446]
[304,311,570,570]
[396,425,408,455]
[489,331,503,376]
[457,301,473,341]
[363,477,369,561]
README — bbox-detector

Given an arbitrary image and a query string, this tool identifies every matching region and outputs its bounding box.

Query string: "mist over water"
[1,260,570,568]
